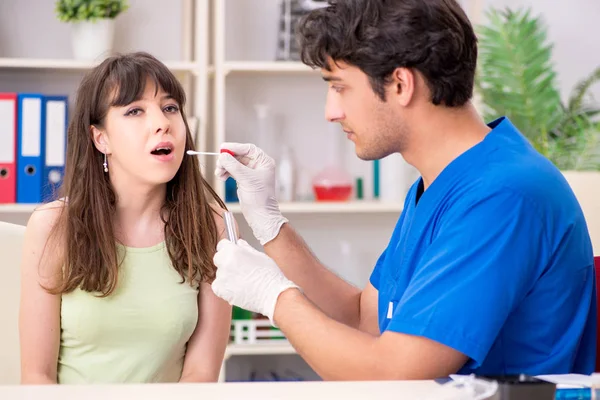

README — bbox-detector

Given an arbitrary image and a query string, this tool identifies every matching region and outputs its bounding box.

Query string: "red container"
[312,166,353,202]
[313,185,353,201]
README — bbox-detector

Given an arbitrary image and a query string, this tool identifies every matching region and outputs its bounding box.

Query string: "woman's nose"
[150,107,171,134]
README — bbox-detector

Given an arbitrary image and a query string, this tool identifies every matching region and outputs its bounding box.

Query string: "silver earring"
[103,153,108,173]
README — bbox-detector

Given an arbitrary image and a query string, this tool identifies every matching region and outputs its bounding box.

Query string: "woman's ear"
[91,125,110,154]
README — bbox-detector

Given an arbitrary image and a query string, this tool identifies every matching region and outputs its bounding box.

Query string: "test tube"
[223,211,237,244]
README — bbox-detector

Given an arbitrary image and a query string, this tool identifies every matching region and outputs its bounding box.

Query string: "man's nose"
[325,92,345,122]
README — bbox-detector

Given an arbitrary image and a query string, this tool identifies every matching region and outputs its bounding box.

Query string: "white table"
[0,380,464,400]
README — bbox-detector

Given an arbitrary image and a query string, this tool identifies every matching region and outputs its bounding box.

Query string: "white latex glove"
[215,142,288,245]
[212,239,300,325]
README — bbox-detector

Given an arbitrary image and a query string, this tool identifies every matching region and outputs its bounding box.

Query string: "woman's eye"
[164,105,180,113]
[125,108,142,116]
[331,86,343,94]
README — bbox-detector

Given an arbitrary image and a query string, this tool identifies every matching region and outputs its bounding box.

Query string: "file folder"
[42,96,68,202]
[0,93,17,203]
[17,94,44,204]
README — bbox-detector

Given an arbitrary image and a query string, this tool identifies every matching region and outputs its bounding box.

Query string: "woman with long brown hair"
[18,52,233,384]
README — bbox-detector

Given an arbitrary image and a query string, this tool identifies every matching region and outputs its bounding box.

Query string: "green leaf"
[55,0,128,22]
[476,6,600,170]
[568,66,600,114]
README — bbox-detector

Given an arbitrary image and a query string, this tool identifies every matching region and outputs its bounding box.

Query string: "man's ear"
[389,67,415,107]
[91,125,110,154]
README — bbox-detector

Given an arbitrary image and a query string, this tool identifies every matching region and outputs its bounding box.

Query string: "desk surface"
[0,380,460,400]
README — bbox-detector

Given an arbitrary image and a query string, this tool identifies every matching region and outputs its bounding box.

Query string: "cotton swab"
[187,149,236,156]
[186,150,218,156]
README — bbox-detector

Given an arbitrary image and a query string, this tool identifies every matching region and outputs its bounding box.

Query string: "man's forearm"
[274,289,387,381]
[264,223,362,328]
[274,290,462,381]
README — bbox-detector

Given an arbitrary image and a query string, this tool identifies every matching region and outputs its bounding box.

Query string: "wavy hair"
[46,52,225,296]
[297,0,478,107]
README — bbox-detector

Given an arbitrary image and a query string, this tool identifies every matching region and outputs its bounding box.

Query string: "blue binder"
[17,93,44,204]
[42,96,68,202]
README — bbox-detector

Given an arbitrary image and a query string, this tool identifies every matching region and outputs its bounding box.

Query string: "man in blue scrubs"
[209,0,596,379]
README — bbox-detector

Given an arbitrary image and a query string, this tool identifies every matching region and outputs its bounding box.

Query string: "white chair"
[0,221,26,385]
[563,172,600,255]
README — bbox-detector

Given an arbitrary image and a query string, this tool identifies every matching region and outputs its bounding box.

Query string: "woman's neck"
[109,172,167,247]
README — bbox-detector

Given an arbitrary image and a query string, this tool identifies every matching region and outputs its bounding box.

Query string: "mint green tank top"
[57,242,199,383]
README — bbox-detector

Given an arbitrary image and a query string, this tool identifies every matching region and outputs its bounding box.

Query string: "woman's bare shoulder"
[208,202,225,217]
[22,200,67,282]
[24,200,68,253]
[29,200,67,231]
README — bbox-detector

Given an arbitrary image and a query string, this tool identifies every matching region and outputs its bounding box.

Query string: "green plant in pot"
[476,7,600,171]
[55,0,129,61]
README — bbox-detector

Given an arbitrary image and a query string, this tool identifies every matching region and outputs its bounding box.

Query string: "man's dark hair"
[297,0,478,107]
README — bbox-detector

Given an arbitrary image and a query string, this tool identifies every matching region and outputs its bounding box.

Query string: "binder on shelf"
[0,93,17,203]
[17,93,44,204]
[42,96,68,202]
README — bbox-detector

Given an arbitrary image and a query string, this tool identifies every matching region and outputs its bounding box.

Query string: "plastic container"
[254,103,277,157]
[225,177,238,203]
[312,165,353,201]
[276,145,295,202]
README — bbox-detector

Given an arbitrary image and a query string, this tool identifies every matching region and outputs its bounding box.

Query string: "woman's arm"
[179,283,232,382]
[179,206,233,382]
[19,203,64,384]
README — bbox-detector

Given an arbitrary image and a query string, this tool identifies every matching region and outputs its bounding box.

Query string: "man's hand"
[215,142,288,245]
[211,239,299,325]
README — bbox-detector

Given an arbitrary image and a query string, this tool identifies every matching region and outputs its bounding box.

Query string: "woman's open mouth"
[151,143,175,161]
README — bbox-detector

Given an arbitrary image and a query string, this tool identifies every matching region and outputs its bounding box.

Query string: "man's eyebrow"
[322,75,343,82]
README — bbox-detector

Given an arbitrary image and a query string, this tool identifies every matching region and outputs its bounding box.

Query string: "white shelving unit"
[0,0,407,219]
[0,0,211,215]
[210,0,406,211]
[219,341,298,383]
[0,0,211,148]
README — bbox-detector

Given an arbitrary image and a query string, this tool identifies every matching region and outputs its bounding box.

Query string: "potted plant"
[55,0,129,60]
[476,6,600,249]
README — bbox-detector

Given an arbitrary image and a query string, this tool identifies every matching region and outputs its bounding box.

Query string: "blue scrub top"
[370,117,596,375]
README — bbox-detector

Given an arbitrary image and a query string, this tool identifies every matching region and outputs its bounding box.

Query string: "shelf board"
[0,204,39,213]
[225,342,295,357]
[224,61,317,74]
[0,58,201,74]
[0,201,403,215]
[225,201,403,214]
